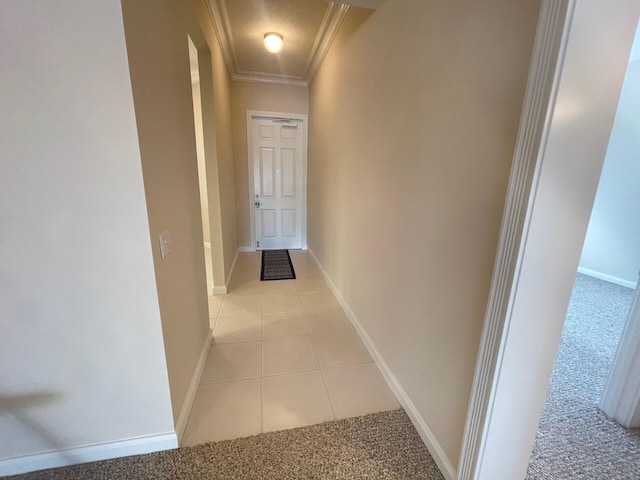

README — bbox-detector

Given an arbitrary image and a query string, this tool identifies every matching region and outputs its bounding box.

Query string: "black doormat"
[261,249,296,281]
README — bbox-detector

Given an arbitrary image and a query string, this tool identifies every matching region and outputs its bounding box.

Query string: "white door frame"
[246,110,308,251]
[600,277,640,428]
[457,1,640,479]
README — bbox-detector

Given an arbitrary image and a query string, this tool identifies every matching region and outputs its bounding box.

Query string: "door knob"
[254,200,262,208]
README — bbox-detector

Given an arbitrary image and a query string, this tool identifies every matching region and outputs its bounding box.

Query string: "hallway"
[182,251,400,446]
[6,1,639,478]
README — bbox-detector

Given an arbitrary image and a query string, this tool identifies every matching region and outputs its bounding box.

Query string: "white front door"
[251,117,304,250]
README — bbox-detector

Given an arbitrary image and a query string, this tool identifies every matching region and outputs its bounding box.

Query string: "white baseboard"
[212,246,252,296]
[213,247,255,295]
[0,432,177,477]
[225,247,241,290]
[210,248,236,296]
[577,267,637,289]
[211,285,227,295]
[175,329,213,441]
[308,249,457,480]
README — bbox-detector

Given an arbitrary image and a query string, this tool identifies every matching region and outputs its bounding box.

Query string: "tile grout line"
[185,286,227,447]
[260,288,264,434]
[179,384,201,447]
[197,357,379,388]
[211,292,227,334]
[198,375,262,387]
[304,291,338,421]
[201,254,388,443]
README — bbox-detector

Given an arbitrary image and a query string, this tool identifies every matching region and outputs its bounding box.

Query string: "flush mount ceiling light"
[263,32,284,53]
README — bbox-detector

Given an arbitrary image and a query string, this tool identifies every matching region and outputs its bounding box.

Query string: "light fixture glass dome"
[263,32,284,53]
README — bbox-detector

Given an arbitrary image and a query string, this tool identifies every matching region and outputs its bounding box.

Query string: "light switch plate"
[159,231,171,258]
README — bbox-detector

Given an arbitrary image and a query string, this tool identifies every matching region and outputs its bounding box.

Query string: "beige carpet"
[6,409,445,480]
[526,274,640,479]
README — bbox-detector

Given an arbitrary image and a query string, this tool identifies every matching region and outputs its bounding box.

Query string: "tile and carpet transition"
[11,273,639,479]
[526,274,640,479]
[6,410,445,480]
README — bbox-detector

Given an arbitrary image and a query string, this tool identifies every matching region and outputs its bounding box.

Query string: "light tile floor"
[181,250,400,446]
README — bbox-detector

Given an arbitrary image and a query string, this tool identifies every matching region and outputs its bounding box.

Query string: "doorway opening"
[458,3,640,479]
[527,278,638,478]
[188,35,214,297]
[527,34,640,477]
[185,31,228,299]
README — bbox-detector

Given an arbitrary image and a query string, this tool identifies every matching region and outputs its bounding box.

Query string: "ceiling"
[205,0,381,86]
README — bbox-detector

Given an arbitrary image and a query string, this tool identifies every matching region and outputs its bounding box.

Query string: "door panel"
[261,209,277,238]
[252,118,303,250]
[282,209,296,238]
[281,149,296,198]
[259,147,276,198]
[281,125,297,141]
[259,124,275,140]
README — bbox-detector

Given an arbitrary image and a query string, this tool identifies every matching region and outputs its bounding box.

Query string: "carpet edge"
[0,433,178,477]
[307,248,457,480]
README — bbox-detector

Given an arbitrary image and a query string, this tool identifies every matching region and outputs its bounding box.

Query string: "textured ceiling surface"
[320,0,385,7]
[226,0,329,78]
[207,0,380,85]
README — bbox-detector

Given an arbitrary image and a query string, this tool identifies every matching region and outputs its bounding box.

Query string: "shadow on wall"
[0,391,67,460]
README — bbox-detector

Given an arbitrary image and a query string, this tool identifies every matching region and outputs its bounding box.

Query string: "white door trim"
[458,1,640,479]
[600,278,640,428]
[246,110,308,251]
[457,2,572,477]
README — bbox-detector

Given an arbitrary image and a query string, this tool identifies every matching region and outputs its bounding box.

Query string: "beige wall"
[231,81,309,247]
[0,0,174,462]
[121,0,212,426]
[308,0,540,469]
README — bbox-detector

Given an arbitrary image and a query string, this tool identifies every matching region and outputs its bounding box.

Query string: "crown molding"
[232,73,308,88]
[236,69,305,81]
[205,0,238,75]
[205,0,347,87]
[320,0,385,7]
[304,3,349,84]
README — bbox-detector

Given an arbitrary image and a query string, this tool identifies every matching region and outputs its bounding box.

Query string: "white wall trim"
[203,241,211,249]
[204,0,238,76]
[232,74,308,88]
[212,285,227,295]
[224,247,241,290]
[307,249,457,480]
[600,282,640,428]
[457,2,572,479]
[0,433,178,477]
[210,246,239,296]
[235,69,305,82]
[175,329,213,441]
[459,1,640,478]
[577,267,637,289]
[304,3,350,84]
[246,110,308,252]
